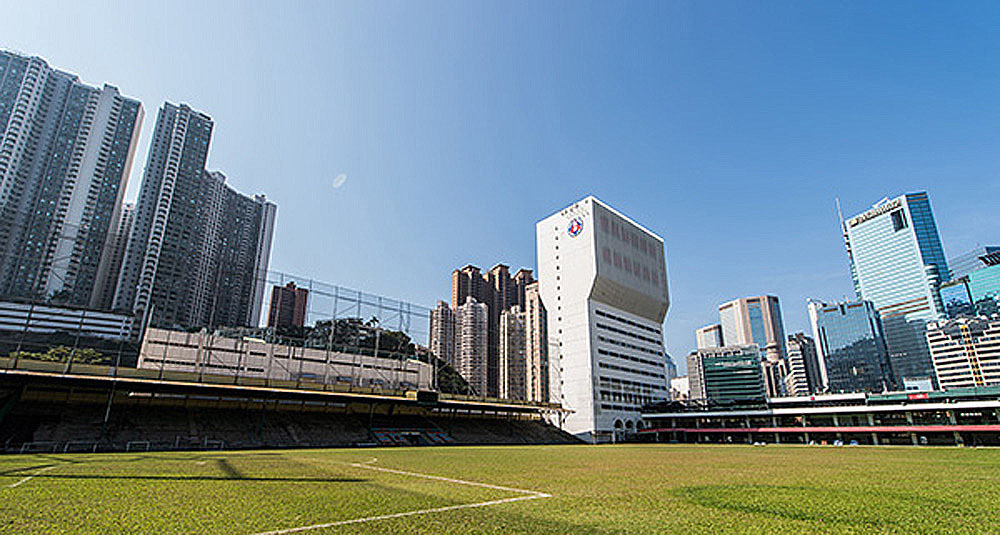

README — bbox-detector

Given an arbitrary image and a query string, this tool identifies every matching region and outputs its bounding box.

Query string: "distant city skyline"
[5,2,1000,372]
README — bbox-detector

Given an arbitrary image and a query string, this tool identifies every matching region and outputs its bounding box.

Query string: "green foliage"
[9,345,111,364]
[1,445,998,534]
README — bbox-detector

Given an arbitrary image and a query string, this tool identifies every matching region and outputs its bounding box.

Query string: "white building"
[670,376,690,401]
[537,196,670,442]
[927,317,1000,389]
[696,324,724,349]
[0,300,135,340]
[138,327,432,390]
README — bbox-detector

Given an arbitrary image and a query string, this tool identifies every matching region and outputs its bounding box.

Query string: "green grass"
[1,444,999,534]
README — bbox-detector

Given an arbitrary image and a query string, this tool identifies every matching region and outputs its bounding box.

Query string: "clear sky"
[4,1,999,371]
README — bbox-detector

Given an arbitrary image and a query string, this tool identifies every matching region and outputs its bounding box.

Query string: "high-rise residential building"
[114,103,275,330]
[447,263,535,398]
[687,344,767,406]
[696,324,724,349]
[784,333,821,396]
[267,282,309,329]
[537,196,670,442]
[451,265,487,310]
[455,296,488,396]
[499,305,527,400]
[523,281,549,403]
[513,268,534,309]
[808,299,894,393]
[484,263,512,397]
[0,51,143,309]
[96,202,135,310]
[718,296,787,362]
[428,300,456,368]
[843,192,947,386]
[926,317,1000,389]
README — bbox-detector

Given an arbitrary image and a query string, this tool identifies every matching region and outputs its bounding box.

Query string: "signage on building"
[848,199,902,227]
[567,217,584,237]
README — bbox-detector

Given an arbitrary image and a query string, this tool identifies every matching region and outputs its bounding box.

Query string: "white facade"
[670,376,690,401]
[138,327,432,390]
[537,196,670,442]
[0,300,135,340]
[696,324,724,349]
[927,317,1000,389]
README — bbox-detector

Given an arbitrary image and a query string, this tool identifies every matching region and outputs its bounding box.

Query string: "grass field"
[1,444,999,534]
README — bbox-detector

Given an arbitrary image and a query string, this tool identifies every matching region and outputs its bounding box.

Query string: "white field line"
[250,457,552,535]
[7,464,58,488]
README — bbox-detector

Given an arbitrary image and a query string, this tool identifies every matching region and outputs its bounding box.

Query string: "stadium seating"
[1,402,579,452]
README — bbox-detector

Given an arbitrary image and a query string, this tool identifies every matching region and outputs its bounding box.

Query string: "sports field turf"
[1,444,998,534]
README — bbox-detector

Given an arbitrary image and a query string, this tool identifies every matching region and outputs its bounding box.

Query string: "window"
[891,210,907,232]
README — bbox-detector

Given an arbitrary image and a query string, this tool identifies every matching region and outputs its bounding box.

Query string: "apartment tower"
[0,51,143,308]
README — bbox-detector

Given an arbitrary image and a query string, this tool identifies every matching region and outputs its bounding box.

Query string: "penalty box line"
[251,458,552,535]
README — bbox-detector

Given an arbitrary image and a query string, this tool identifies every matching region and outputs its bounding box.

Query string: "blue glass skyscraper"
[843,192,947,386]
[808,300,894,393]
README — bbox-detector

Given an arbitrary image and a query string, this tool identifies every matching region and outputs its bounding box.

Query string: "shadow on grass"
[672,484,971,527]
[2,473,366,483]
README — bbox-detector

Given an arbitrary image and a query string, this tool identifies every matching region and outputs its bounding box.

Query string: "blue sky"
[4,1,999,371]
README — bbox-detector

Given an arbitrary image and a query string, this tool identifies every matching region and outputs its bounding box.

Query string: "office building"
[537,196,671,442]
[926,317,1000,389]
[523,281,549,403]
[718,296,787,362]
[696,324,724,349]
[948,246,1000,280]
[843,192,947,386]
[267,282,309,329]
[669,376,689,401]
[941,249,1000,318]
[428,300,456,368]
[808,300,894,393]
[455,296,488,396]
[687,344,767,406]
[0,51,143,309]
[114,103,275,330]
[499,305,527,400]
[784,333,821,396]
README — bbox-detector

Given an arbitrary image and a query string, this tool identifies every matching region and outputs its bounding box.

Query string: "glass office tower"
[844,192,947,386]
[808,300,895,393]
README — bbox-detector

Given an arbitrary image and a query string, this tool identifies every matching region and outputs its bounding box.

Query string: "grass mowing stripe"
[249,457,553,535]
[348,458,552,497]
[250,494,549,535]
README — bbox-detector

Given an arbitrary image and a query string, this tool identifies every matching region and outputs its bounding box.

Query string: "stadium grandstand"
[0,273,579,453]
[640,388,1000,446]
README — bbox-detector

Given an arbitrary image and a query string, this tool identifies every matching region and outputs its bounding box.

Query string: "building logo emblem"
[567,217,584,237]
